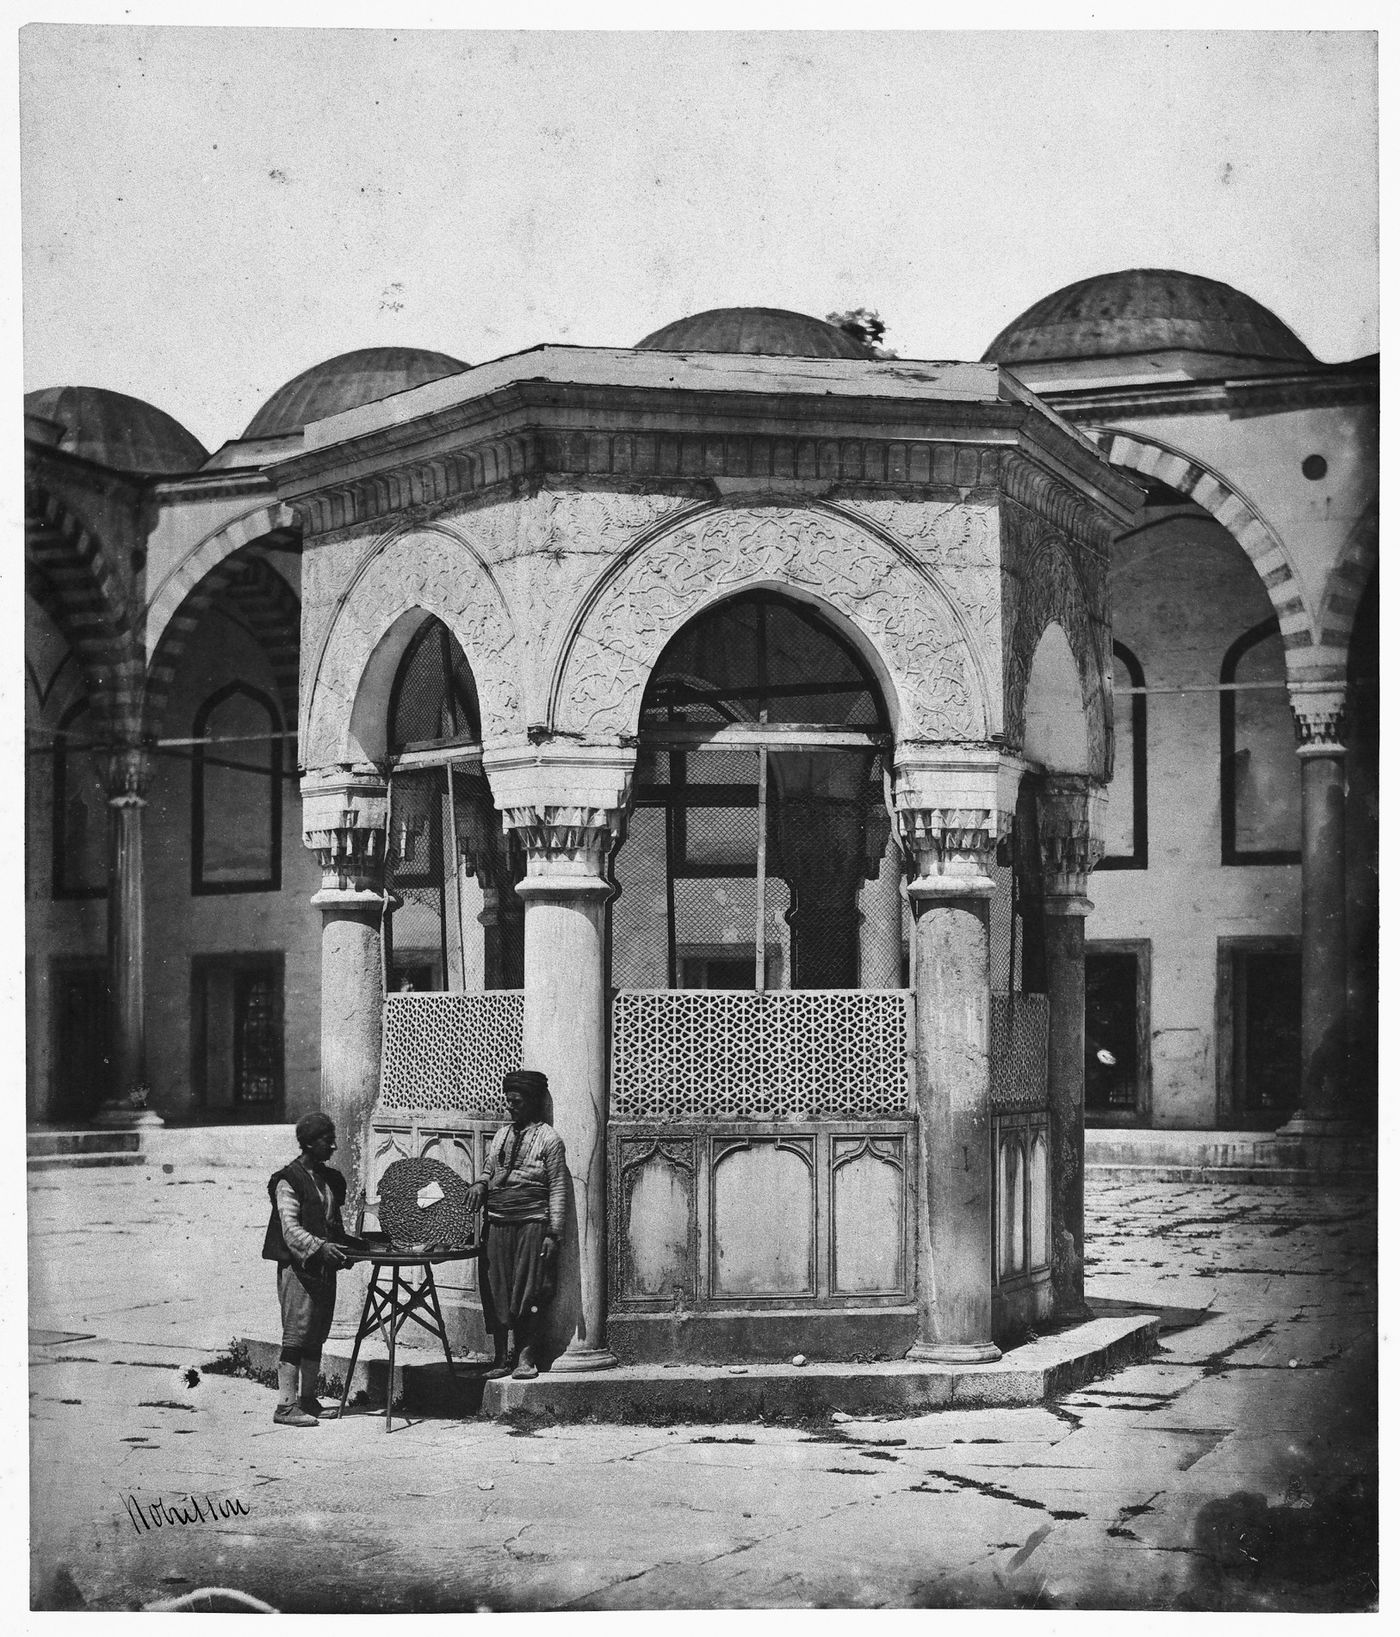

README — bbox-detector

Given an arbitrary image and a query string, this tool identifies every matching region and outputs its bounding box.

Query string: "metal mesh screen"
[612,747,898,991]
[612,990,912,1120]
[388,617,481,751]
[989,994,1049,1110]
[379,991,523,1114]
[385,764,523,992]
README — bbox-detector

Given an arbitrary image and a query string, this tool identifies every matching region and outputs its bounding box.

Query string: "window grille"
[612,591,902,992]
[611,989,911,1121]
[379,991,523,1115]
[383,618,522,992]
[192,683,282,894]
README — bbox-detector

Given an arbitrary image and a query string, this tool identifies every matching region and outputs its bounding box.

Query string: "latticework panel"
[379,991,523,1114]
[990,993,1049,1110]
[612,989,911,1120]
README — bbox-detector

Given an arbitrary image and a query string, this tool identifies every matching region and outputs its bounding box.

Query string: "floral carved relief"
[303,524,523,765]
[552,504,987,741]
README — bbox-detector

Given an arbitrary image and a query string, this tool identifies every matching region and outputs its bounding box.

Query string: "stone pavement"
[28,1160,1377,1612]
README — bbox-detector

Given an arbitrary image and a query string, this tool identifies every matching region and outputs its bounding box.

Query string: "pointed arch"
[303,521,522,769]
[25,476,139,733]
[1091,429,1318,675]
[143,549,301,740]
[143,501,299,662]
[549,501,991,743]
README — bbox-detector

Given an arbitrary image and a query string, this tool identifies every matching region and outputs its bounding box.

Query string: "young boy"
[262,1112,355,1427]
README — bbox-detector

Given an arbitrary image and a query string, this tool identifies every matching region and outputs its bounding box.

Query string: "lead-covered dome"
[243,346,469,439]
[983,270,1315,367]
[25,385,208,475]
[636,307,867,360]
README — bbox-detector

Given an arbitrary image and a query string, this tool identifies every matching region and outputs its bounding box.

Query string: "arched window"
[192,684,282,893]
[1221,620,1300,865]
[383,616,520,993]
[613,591,897,991]
[1100,641,1147,869]
[52,698,107,898]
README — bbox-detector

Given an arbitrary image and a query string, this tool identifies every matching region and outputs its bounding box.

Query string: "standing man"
[262,1112,355,1427]
[467,1070,567,1380]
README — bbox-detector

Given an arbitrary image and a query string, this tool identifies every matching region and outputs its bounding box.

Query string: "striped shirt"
[275,1167,334,1265]
[483,1121,568,1235]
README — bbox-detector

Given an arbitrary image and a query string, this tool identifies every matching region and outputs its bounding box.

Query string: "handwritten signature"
[122,1493,250,1534]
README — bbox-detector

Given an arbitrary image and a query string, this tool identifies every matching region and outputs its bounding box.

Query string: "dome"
[983,269,1315,367]
[243,346,469,439]
[636,307,868,360]
[24,386,208,475]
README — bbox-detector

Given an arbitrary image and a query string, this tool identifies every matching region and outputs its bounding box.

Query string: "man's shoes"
[273,1403,318,1428]
[300,1398,340,1420]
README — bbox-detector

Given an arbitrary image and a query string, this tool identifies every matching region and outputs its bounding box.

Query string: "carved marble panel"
[304,522,524,764]
[553,503,991,741]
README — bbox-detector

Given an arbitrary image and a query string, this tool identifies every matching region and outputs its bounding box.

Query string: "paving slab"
[29,1166,1376,1612]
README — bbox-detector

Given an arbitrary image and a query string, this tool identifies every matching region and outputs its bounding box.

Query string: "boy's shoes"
[273,1403,318,1428]
[483,1354,516,1380]
[511,1362,539,1380]
[300,1398,340,1420]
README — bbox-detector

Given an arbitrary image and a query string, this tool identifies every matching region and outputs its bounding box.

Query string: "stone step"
[237,1312,1158,1424]
[27,1129,143,1157]
[27,1151,148,1171]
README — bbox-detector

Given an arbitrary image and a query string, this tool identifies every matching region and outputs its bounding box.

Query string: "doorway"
[1217,938,1302,1123]
[191,954,285,1118]
[49,959,111,1122]
[1084,941,1151,1125]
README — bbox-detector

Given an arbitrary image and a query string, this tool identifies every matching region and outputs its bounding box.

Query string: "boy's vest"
[262,1158,347,1264]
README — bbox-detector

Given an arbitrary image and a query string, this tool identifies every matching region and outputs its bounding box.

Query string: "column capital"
[1038,773,1108,904]
[892,746,1020,896]
[1289,682,1350,755]
[301,765,390,896]
[101,745,152,808]
[484,741,635,879]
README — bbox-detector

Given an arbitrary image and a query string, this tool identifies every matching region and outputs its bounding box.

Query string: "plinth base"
[905,1340,1002,1365]
[548,1346,619,1373]
[91,1107,165,1129]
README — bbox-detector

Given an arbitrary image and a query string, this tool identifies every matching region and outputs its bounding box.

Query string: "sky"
[18,25,1380,455]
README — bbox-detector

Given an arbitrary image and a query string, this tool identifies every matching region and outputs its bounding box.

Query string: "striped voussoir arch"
[1317,498,1377,680]
[1093,430,1324,678]
[25,477,142,734]
[144,502,299,664]
[143,547,302,740]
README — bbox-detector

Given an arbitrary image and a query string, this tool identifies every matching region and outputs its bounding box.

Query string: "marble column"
[895,751,1016,1364]
[1037,775,1106,1321]
[301,770,391,1196]
[489,744,636,1373]
[94,746,162,1128]
[858,834,906,988]
[1282,687,1352,1132]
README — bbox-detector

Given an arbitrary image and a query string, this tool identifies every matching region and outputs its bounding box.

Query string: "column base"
[1274,1115,1363,1139]
[92,1106,165,1129]
[549,1346,619,1374]
[904,1340,1001,1365]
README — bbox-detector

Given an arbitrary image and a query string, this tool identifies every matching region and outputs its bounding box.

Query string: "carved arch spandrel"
[1003,513,1112,782]
[303,521,523,766]
[548,502,994,742]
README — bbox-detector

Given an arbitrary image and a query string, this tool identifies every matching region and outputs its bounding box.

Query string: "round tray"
[375,1155,479,1252]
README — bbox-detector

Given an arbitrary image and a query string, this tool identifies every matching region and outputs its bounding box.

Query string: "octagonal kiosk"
[277,328,1140,1371]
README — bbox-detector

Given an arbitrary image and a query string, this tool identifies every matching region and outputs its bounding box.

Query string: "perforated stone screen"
[379,991,523,1114]
[612,989,912,1121]
[990,994,1049,1110]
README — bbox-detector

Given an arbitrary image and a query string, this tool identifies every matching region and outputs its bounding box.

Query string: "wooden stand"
[337,1249,480,1432]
